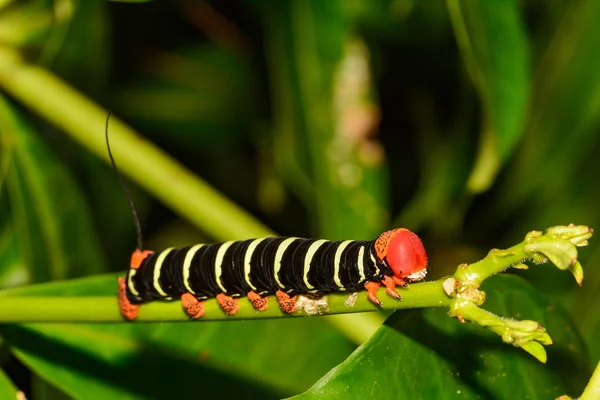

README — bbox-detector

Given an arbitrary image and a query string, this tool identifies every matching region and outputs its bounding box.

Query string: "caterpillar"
[118,231,428,319]
[105,112,428,320]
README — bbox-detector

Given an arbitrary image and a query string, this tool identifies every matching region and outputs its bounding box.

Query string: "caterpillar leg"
[365,281,383,307]
[216,293,239,315]
[181,293,205,319]
[393,276,407,287]
[248,291,268,311]
[382,276,402,300]
[118,277,139,320]
[276,290,297,313]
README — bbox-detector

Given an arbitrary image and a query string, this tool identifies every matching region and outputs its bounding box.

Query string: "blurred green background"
[0,0,599,399]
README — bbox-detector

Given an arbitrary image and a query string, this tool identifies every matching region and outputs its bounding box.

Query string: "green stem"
[579,361,600,400]
[454,225,592,289]
[0,47,272,241]
[0,280,449,323]
[451,300,551,363]
[445,224,593,362]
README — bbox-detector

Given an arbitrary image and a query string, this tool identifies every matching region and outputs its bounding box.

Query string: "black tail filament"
[105,110,144,251]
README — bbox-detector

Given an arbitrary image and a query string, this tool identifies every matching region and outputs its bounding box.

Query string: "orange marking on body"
[181,293,205,319]
[248,291,268,311]
[374,228,407,260]
[382,276,401,300]
[276,290,297,313]
[118,277,139,320]
[130,249,154,269]
[365,281,382,307]
[216,293,239,315]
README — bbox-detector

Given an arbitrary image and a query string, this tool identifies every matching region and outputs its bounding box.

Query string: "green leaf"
[2,138,51,283]
[499,0,600,212]
[583,314,600,364]
[0,275,355,399]
[394,132,472,235]
[520,341,547,363]
[448,0,530,193]
[262,0,389,240]
[116,45,253,144]
[0,223,27,288]
[31,374,73,400]
[573,245,600,363]
[0,0,53,48]
[2,319,353,399]
[486,0,600,310]
[0,95,106,281]
[45,1,110,95]
[0,368,20,399]
[0,273,118,297]
[294,276,588,399]
[578,361,600,400]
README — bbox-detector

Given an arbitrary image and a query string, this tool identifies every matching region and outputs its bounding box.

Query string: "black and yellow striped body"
[125,237,391,305]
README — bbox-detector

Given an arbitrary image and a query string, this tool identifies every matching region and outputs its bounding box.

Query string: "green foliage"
[0,0,599,399]
[0,367,19,399]
[0,96,105,282]
[296,277,588,400]
[448,0,530,192]
[1,319,352,399]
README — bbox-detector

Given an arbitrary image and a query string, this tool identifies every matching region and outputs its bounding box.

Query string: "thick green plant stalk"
[579,361,600,400]
[0,280,448,323]
[560,361,600,400]
[0,47,272,241]
[0,224,591,363]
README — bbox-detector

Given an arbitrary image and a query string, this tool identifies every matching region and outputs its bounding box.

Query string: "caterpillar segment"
[119,229,428,320]
[117,249,154,321]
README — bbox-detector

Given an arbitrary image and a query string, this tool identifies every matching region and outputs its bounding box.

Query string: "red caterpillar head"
[374,228,428,282]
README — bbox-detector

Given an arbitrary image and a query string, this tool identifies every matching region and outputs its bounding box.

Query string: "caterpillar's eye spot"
[375,229,428,281]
